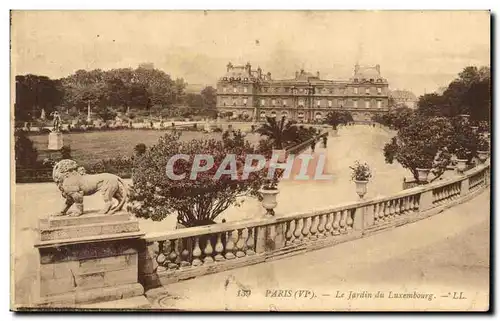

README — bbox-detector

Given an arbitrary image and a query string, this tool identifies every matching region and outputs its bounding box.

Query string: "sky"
[11,10,490,97]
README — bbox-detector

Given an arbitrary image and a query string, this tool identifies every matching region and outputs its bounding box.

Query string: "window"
[283,99,287,106]
[272,99,276,106]
[365,88,370,95]
[377,87,382,94]
[377,100,382,109]
[223,87,227,93]
[261,99,265,106]
[353,87,359,94]
[328,100,332,107]
[365,100,370,109]
[243,86,248,93]
[233,87,238,93]
[299,99,304,107]
[354,78,359,83]
[316,100,321,106]
[243,98,247,105]
[353,100,358,108]
[339,99,344,107]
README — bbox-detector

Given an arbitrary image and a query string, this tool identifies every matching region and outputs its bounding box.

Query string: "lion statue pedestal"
[32,159,150,309]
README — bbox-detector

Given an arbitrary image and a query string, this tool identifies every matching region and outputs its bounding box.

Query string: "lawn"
[29,130,261,165]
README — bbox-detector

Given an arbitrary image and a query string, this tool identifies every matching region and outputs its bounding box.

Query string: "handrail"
[143,160,489,242]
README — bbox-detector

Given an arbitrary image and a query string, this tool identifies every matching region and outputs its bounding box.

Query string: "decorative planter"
[477,151,489,163]
[354,180,368,199]
[416,168,431,182]
[259,188,280,216]
[456,159,468,173]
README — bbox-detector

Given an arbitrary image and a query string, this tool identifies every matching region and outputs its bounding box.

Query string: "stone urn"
[354,180,368,199]
[259,188,280,216]
[456,159,468,173]
[416,168,431,182]
[477,151,489,163]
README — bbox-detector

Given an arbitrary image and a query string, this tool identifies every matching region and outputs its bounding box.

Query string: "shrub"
[60,145,72,160]
[129,131,274,227]
[15,131,38,168]
[383,116,453,182]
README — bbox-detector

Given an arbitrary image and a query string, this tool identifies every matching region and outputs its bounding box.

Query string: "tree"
[256,116,300,149]
[129,131,271,227]
[96,107,118,122]
[448,116,481,162]
[416,66,491,123]
[383,116,453,182]
[15,75,63,121]
[185,93,203,108]
[323,110,353,129]
[201,86,217,109]
[15,130,38,168]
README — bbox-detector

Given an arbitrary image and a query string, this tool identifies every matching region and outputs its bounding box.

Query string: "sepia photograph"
[10,10,491,311]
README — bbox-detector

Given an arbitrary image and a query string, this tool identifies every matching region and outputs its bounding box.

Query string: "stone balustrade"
[140,161,490,289]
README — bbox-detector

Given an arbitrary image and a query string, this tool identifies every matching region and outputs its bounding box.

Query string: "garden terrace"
[140,160,489,289]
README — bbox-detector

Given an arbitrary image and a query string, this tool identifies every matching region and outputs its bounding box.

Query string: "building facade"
[216,62,390,122]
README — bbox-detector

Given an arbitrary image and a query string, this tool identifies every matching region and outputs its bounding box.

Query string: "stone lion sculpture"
[52,159,128,217]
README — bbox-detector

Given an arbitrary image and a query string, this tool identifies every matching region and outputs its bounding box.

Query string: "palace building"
[216,62,390,122]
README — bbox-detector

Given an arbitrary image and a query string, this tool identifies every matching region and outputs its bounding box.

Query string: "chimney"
[257,67,262,78]
[316,71,320,78]
[267,72,271,80]
[295,71,299,79]
[300,69,304,74]
[375,64,380,74]
[226,62,233,72]
[246,62,252,75]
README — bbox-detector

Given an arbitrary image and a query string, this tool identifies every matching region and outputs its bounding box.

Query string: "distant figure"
[310,139,316,153]
[322,135,327,148]
[150,120,154,129]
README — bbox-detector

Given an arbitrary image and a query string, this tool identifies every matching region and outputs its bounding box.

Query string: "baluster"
[203,236,214,264]
[293,218,302,243]
[403,197,409,214]
[408,195,414,212]
[309,216,318,240]
[395,199,401,216]
[225,230,236,259]
[346,210,354,229]
[384,201,391,219]
[317,214,326,237]
[179,238,191,267]
[214,233,225,261]
[339,210,347,233]
[414,194,420,210]
[246,228,255,255]
[324,213,333,235]
[285,220,294,246]
[192,237,203,266]
[390,200,396,217]
[373,203,379,222]
[235,229,246,258]
[155,241,167,272]
[332,211,341,235]
[302,217,310,239]
[167,240,179,269]
[384,201,392,220]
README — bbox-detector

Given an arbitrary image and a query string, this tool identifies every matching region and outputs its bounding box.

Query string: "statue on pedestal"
[52,159,129,217]
[50,111,62,132]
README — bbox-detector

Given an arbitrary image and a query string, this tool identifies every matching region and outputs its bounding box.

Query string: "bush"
[384,116,453,182]
[129,131,275,227]
[15,130,38,168]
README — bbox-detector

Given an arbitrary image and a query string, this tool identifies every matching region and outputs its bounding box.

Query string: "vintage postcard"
[10,10,491,311]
